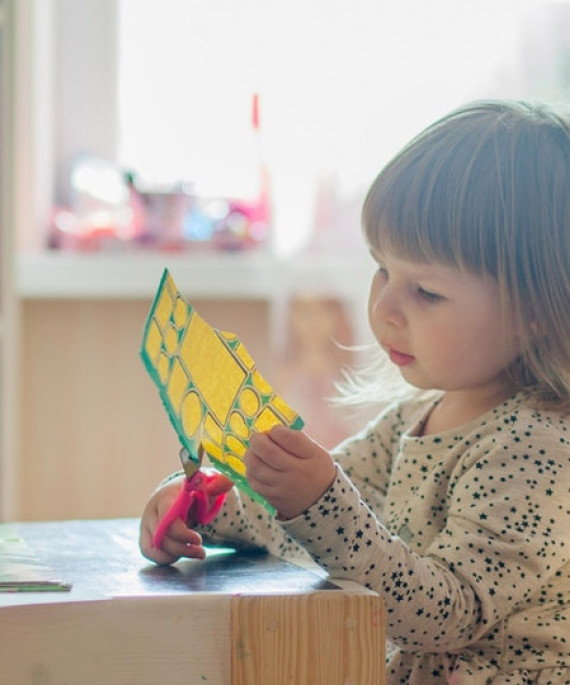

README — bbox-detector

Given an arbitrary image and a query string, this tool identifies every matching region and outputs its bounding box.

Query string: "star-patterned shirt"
[198,392,570,684]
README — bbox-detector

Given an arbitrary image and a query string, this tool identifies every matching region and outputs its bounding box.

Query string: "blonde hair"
[358,99,570,412]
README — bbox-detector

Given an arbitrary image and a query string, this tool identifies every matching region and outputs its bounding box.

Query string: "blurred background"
[2,0,570,521]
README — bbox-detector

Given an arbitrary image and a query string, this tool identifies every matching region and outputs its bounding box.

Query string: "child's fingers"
[142,538,205,566]
[160,533,206,563]
[248,427,325,472]
[140,522,179,565]
[157,518,206,562]
[245,457,280,489]
[266,425,323,459]
[142,542,180,566]
[246,438,287,477]
[140,509,206,565]
[166,517,203,546]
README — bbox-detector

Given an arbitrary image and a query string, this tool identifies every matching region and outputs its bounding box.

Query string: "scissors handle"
[152,470,228,549]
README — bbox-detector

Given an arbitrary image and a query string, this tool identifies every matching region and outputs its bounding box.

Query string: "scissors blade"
[179,446,201,479]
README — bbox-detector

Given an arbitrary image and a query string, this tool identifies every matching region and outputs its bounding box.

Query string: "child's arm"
[140,413,388,565]
[139,463,314,565]
[273,430,570,654]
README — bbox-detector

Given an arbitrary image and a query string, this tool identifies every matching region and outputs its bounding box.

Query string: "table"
[0,519,385,684]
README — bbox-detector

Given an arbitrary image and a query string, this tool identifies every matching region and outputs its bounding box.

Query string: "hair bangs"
[362,110,506,277]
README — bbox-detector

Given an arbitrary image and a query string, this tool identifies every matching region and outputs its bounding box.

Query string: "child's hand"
[139,475,207,565]
[245,425,336,520]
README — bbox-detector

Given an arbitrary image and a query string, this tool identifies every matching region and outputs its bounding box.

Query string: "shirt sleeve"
[331,403,403,520]
[196,466,314,566]
[197,404,400,564]
[281,426,570,653]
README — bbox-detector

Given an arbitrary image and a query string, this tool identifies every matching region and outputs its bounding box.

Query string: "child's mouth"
[388,348,415,367]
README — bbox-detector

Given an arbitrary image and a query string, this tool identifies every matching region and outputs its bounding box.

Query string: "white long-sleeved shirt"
[199,392,570,684]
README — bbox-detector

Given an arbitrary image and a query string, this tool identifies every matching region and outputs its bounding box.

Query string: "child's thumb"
[208,473,235,495]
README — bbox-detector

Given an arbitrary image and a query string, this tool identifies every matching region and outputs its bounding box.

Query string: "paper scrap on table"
[0,525,71,592]
[141,269,304,512]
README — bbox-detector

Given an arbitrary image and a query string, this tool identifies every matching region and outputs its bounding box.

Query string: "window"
[117,0,570,256]
[32,0,570,255]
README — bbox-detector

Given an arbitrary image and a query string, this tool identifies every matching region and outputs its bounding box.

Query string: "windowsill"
[16,249,371,301]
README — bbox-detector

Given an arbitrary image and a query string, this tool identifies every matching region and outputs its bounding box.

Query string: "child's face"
[368,249,520,401]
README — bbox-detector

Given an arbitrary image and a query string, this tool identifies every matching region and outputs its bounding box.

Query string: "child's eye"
[417,286,444,303]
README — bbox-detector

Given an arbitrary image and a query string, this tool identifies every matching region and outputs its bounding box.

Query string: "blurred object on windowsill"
[306,171,365,257]
[48,154,272,254]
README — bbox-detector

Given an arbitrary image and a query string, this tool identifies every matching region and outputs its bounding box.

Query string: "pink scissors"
[152,446,229,549]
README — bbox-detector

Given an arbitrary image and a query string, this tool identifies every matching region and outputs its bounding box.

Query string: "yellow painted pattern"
[141,269,304,509]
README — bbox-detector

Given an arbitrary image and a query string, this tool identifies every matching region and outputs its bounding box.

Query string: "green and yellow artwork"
[141,269,304,512]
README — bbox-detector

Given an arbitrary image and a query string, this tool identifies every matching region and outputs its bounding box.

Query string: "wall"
[19,298,274,520]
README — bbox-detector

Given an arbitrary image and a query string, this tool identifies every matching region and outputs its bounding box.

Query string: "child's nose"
[369,285,406,328]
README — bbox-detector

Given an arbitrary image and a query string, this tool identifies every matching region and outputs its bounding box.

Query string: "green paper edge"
[140,268,305,516]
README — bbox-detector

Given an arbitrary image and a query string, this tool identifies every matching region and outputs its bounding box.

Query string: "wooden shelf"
[17,250,372,301]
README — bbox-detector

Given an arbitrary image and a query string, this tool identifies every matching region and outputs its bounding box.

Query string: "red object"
[152,470,228,548]
[252,93,260,131]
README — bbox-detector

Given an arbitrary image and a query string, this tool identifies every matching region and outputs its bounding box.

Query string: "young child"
[140,100,570,684]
